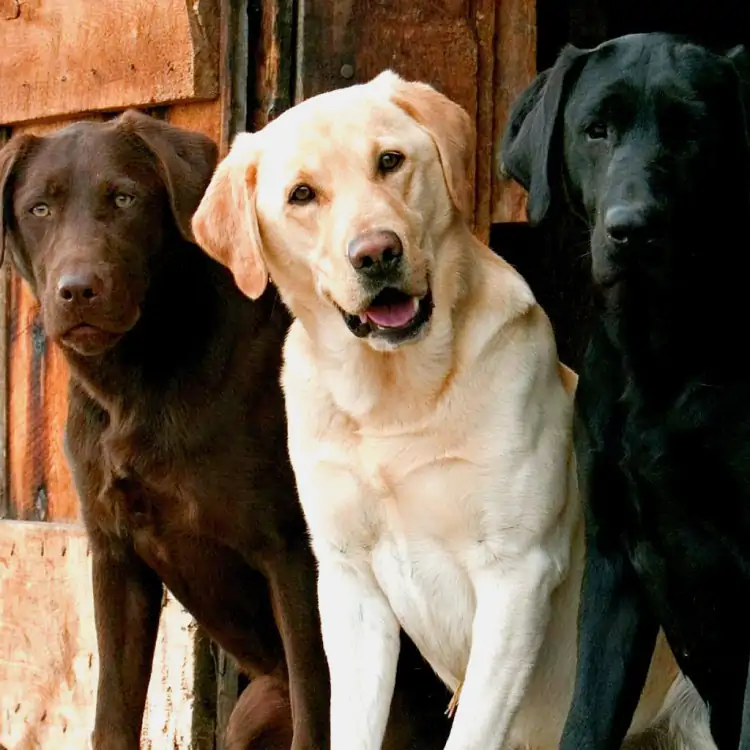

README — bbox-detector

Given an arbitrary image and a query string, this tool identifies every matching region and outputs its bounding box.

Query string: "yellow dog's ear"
[380,71,475,222]
[191,133,269,300]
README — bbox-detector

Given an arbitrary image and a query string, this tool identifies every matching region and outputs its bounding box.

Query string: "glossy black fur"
[501,32,750,749]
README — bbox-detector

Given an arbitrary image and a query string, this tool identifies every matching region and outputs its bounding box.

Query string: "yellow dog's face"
[193,71,474,351]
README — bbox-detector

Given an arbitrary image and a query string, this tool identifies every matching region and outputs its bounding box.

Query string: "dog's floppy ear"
[191,133,269,300]
[499,45,587,225]
[727,44,750,81]
[382,71,475,221]
[116,109,219,243]
[0,133,38,277]
[727,45,750,128]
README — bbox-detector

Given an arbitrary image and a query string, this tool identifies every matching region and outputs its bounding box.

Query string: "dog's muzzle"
[337,229,434,345]
[338,286,434,344]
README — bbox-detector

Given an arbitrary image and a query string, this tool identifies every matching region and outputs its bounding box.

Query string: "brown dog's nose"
[347,230,403,275]
[57,271,105,305]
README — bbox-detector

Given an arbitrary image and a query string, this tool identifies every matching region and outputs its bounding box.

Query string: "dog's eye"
[584,122,609,141]
[378,151,405,173]
[289,184,315,205]
[30,203,50,218]
[114,193,136,209]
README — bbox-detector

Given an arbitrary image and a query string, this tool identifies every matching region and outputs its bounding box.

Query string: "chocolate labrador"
[0,111,452,750]
[500,32,750,750]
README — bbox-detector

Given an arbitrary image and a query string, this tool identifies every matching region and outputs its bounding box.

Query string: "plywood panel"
[0,0,219,126]
[0,521,198,750]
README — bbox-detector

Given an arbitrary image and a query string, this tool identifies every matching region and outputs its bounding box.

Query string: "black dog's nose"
[58,271,104,305]
[604,204,652,245]
[348,230,403,275]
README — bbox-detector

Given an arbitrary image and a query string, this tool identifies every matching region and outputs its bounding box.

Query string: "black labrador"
[500,32,750,750]
[0,112,452,750]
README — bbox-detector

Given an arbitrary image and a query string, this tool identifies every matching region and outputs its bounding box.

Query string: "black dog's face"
[500,33,750,294]
[0,113,217,357]
[563,37,749,288]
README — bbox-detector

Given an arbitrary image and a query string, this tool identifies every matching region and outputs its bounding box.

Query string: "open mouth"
[340,287,434,341]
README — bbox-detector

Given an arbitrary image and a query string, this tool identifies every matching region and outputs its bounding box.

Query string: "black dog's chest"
[615,406,750,692]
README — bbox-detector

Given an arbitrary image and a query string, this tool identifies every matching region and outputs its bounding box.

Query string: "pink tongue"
[364,298,417,328]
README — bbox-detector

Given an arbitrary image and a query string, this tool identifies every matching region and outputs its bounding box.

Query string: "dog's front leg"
[559,533,657,750]
[318,559,401,750]
[560,413,659,750]
[444,551,556,750]
[265,543,331,750]
[90,538,163,750]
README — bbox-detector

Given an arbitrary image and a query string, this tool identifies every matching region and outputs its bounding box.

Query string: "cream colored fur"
[191,70,714,750]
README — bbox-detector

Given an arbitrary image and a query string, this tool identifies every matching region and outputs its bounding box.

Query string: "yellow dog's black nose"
[348,229,403,275]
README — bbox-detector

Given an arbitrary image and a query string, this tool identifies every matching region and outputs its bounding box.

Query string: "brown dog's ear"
[382,72,475,222]
[191,133,269,300]
[0,134,37,274]
[116,109,219,242]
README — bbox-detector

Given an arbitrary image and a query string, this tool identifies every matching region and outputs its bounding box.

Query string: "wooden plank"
[0,520,199,750]
[0,0,219,126]
[251,0,296,130]
[167,101,222,147]
[11,114,107,138]
[0,127,9,520]
[8,273,76,522]
[475,0,499,239]
[491,0,537,224]
[294,0,534,240]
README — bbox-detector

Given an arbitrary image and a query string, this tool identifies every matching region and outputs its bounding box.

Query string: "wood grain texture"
[295,0,537,239]
[0,0,219,126]
[0,521,198,750]
[7,274,74,522]
[0,127,9,520]
[251,0,296,130]
[492,0,536,224]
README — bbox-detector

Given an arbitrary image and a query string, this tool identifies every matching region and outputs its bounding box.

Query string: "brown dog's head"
[192,70,474,351]
[0,111,217,357]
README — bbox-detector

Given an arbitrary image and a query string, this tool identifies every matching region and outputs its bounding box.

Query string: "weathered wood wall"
[295,0,536,239]
[0,0,245,747]
[0,523,198,750]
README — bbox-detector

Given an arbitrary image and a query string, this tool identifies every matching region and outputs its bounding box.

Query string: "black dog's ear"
[727,44,750,112]
[116,110,219,243]
[498,44,587,226]
[0,134,38,277]
[727,44,750,77]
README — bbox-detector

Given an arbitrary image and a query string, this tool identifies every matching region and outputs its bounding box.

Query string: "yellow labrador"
[191,71,714,750]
